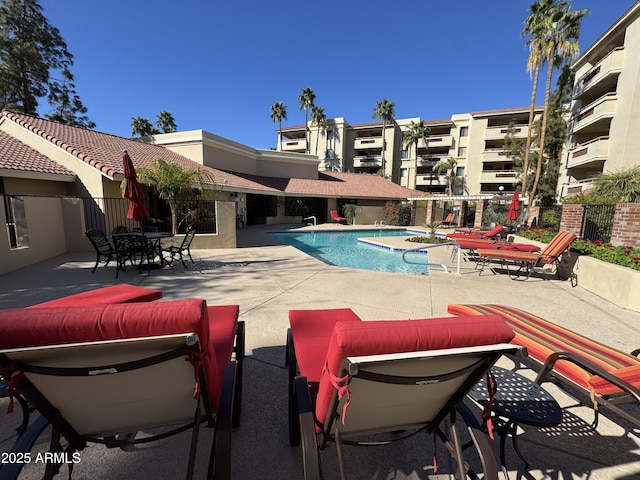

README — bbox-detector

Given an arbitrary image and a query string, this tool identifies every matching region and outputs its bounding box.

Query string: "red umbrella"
[506,189,520,222]
[122,150,150,222]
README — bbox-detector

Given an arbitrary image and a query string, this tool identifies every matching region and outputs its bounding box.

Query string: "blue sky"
[39,0,632,150]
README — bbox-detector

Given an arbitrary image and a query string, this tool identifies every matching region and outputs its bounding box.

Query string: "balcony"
[416,174,447,187]
[565,178,596,197]
[354,137,383,149]
[417,154,448,166]
[574,47,624,99]
[570,93,617,134]
[353,156,382,168]
[281,139,307,152]
[482,149,509,161]
[567,136,609,169]
[425,134,454,148]
[480,170,518,183]
[484,125,529,140]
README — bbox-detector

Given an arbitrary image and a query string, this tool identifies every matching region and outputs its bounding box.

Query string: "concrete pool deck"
[1,223,640,479]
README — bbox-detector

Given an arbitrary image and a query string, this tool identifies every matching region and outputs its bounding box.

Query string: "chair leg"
[295,376,322,480]
[209,361,236,480]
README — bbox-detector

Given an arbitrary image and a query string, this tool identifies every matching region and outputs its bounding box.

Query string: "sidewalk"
[1,224,640,479]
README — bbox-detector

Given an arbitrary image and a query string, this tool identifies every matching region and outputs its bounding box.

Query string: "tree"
[156,110,177,133]
[298,87,315,154]
[0,0,94,127]
[270,101,287,150]
[402,120,430,186]
[45,68,95,129]
[434,156,458,196]
[372,98,395,176]
[593,166,640,203]
[311,105,327,156]
[521,0,553,201]
[130,117,157,137]
[136,158,214,234]
[529,1,588,202]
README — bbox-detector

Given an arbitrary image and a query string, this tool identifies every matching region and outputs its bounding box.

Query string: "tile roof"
[0,130,75,177]
[0,111,425,200]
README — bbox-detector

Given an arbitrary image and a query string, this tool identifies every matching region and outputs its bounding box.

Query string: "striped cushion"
[456,239,540,252]
[477,231,576,264]
[447,304,640,396]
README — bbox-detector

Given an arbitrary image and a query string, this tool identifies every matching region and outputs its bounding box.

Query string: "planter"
[575,255,640,313]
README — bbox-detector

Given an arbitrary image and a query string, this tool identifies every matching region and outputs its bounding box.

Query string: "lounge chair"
[0,299,244,480]
[448,304,640,429]
[330,210,347,224]
[452,238,541,267]
[476,231,577,280]
[287,308,521,480]
[441,212,456,227]
[448,225,505,240]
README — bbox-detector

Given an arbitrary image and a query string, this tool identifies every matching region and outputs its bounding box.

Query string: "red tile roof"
[0,130,75,177]
[0,111,424,200]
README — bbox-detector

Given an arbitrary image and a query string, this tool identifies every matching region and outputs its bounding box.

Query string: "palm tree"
[156,111,177,133]
[270,102,287,150]
[521,0,552,200]
[372,98,395,177]
[311,105,327,156]
[594,166,640,203]
[298,88,316,154]
[402,120,430,187]
[529,1,588,201]
[434,157,458,196]
[130,117,157,137]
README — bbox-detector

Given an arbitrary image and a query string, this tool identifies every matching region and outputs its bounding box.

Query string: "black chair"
[111,225,129,234]
[85,229,115,273]
[112,233,152,278]
[163,229,196,268]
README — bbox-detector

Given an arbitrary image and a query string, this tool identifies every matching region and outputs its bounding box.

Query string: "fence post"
[610,203,640,248]
[559,204,584,238]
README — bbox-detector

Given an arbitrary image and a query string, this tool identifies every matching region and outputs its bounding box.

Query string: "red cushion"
[28,284,162,308]
[314,315,515,429]
[0,300,230,410]
[289,308,363,385]
[208,305,240,388]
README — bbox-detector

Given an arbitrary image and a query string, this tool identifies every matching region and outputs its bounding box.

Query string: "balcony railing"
[425,135,454,148]
[416,174,447,186]
[480,170,518,183]
[353,156,382,167]
[568,136,609,168]
[354,137,383,149]
[573,47,624,98]
[281,139,308,152]
[482,149,509,161]
[484,125,529,140]
[570,93,617,134]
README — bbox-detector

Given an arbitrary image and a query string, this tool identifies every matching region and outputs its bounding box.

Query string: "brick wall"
[610,203,640,247]
[559,204,584,238]
[474,201,486,228]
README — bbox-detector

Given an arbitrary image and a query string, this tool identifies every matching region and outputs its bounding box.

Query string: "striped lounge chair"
[476,230,576,280]
[447,224,505,240]
[448,304,640,429]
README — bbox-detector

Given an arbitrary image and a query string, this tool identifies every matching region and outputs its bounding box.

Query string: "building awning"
[407,194,529,202]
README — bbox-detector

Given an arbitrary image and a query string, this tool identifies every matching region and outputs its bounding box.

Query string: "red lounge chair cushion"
[314,315,515,430]
[0,299,236,410]
[289,308,363,388]
[208,305,241,383]
[455,239,540,252]
[447,304,640,396]
[27,284,162,308]
[448,225,504,240]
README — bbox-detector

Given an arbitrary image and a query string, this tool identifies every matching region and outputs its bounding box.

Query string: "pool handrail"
[401,241,461,274]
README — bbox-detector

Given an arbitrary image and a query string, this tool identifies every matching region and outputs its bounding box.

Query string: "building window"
[400,168,408,178]
[401,149,408,159]
[457,146,467,157]
[456,166,465,177]
[3,195,29,249]
[459,126,468,137]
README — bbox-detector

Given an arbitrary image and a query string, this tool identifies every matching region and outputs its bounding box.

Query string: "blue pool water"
[270,229,432,275]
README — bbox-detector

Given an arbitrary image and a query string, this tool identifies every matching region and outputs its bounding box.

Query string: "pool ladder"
[401,241,461,274]
[303,216,317,226]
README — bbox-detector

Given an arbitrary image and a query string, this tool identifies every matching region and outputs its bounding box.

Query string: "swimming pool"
[270,229,432,275]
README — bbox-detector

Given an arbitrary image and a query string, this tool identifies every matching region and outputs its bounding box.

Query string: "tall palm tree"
[298,88,316,154]
[434,156,458,196]
[372,98,396,177]
[530,1,587,202]
[270,101,287,150]
[311,105,327,156]
[521,0,552,200]
[130,117,157,137]
[402,120,430,187]
[156,111,177,133]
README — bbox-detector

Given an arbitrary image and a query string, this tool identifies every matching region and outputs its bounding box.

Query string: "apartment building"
[565,2,640,197]
[278,107,542,197]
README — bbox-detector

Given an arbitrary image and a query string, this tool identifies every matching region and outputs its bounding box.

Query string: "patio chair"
[330,210,347,224]
[162,229,197,268]
[287,309,521,480]
[0,299,243,480]
[476,231,577,280]
[112,233,153,277]
[85,229,115,273]
[441,212,456,227]
[447,225,505,240]
[111,225,129,234]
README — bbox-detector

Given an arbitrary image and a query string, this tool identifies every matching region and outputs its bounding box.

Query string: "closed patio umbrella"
[122,150,150,222]
[506,189,520,223]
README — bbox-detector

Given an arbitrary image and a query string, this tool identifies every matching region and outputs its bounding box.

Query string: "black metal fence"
[83,197,217,234]
[537,205,563,229]
[580,204,616,242]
